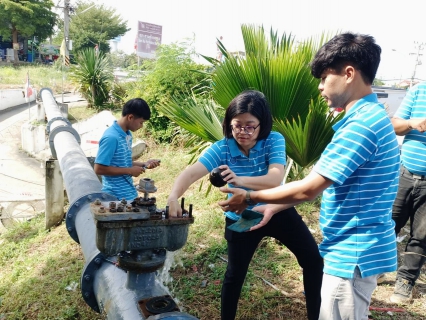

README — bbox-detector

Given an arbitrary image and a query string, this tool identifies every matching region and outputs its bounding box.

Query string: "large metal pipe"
[40,89,198,320]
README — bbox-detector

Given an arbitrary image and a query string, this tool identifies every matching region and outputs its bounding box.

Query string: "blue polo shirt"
[95,120,137,201]
[314,93,400,278]
[199,131,286,221]
[394,82,426,175]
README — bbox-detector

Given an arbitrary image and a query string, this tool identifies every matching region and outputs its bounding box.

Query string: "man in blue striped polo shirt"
[219,33,400,320]
[389,82,426,303]
[94,98,160,201]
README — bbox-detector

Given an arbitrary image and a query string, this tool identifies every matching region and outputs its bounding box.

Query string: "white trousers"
[319,267,378,320]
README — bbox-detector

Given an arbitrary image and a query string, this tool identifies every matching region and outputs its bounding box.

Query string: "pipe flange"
[81,252,107,313]
[39,87,53,100]
[66,192,117,243]
[145,295,178,314]
[46,116,72,134]
[48,125,81,159]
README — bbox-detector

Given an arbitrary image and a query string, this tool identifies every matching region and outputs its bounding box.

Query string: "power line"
[409,42,425,87]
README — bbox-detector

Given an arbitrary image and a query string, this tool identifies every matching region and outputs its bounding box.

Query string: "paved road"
[0,101,45,229]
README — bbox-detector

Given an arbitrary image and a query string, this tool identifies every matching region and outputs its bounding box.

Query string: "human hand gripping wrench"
[129,159,161,177]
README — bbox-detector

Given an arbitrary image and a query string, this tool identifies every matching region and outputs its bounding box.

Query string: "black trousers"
[221,207,323,320]
[392,165,426,284]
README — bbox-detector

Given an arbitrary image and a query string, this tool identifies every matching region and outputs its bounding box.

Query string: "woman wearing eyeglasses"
[167,90,323,320]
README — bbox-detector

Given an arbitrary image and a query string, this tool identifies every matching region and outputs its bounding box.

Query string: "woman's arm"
[220,163,284,190]
[167,162,209,217]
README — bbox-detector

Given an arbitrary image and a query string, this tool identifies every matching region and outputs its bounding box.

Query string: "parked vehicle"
[372,86,407,117]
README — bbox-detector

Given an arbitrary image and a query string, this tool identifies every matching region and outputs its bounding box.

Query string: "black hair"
[310,33,381,85]
[222,90,272,140]
[122,98,151,120]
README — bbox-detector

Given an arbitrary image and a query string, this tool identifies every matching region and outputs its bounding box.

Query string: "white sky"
[92,0,426,83]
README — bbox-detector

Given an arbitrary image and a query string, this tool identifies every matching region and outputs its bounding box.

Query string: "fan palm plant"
[69,48,113,109]
[157,25,342,172]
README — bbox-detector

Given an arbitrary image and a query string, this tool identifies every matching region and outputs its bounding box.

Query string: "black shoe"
[390,278,413,303]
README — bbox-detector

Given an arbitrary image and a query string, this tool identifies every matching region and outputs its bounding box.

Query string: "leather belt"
[402,165,426,180]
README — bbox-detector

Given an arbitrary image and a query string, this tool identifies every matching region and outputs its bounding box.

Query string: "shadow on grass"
[168,237,311,320]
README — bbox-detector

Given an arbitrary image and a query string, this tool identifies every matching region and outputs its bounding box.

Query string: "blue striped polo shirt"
[394,82,426,175]
[95,120,137,201]
[199,131,286,221]
[314,93,400,278]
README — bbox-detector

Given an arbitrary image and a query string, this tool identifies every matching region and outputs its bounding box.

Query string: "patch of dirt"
[370,227,426,320]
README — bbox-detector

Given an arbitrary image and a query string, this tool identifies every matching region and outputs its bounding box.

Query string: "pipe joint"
[46,116,72,134]
[66,192,117,243]
[48,125,81,159]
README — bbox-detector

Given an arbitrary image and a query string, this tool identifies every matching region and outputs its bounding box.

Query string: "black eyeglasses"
[231,124,260,135]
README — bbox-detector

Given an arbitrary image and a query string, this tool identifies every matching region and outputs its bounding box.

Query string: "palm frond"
[69,48,113,109]
[274,99,344,168]
[211,24,323,122]
[156,92,223,143]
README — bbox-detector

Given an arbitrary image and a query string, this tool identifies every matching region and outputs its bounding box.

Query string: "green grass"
[68,106,101,124]
[0,64,75,94]
[0,215,103,320]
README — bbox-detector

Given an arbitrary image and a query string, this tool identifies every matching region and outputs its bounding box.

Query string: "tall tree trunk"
[12,26,19,62]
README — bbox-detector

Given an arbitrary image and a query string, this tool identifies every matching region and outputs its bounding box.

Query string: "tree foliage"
[107,50,138,69]
[0,0,57,60]
[59,0,129,53]
[127,41,211,143]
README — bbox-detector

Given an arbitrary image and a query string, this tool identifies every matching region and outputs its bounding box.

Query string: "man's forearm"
[94,164,132,176]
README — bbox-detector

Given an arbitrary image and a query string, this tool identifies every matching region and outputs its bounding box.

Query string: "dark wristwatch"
[245,190,256,206]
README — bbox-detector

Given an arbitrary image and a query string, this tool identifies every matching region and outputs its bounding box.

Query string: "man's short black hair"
[222,90,272,140]
[122,98,151,120]
[310,33,381,85]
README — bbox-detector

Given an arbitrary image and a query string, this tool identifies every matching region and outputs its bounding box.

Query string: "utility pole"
[409,42,424,87]
[63,0,70,67]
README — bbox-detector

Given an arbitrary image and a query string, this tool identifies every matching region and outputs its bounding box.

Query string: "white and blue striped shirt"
[394,82,426,175]
[95,120,137,201]
[199,131,286,221]
[314,93,400,278]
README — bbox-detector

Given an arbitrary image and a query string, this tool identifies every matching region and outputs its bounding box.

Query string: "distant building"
[0,36,12,61]
[229,51,246,59]
[109,36,121,53]
[396,79,421,89]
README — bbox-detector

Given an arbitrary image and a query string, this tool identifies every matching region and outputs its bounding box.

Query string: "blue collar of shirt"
[332,93,380,131]
[112,120,130,138]
[227,137,262,157]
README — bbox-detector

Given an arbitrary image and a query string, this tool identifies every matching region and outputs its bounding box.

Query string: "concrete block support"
[132,140,147,159]
[36,101,45,121]
[45,159,65,229]
[21,122,47,154]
